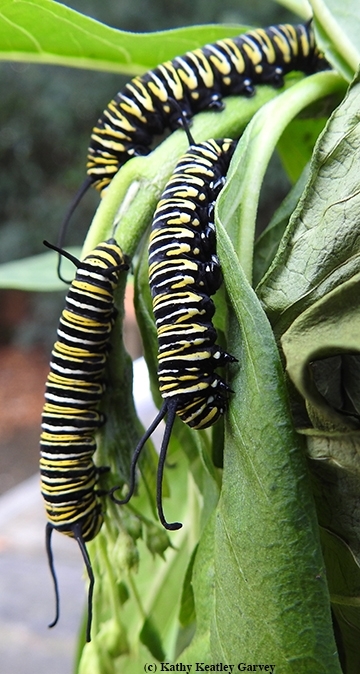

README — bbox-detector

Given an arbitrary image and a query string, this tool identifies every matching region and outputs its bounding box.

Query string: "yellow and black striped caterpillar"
[40,238,128,641]
[111,138,237,529]
[58,21,327,281]
[87,21,327,192]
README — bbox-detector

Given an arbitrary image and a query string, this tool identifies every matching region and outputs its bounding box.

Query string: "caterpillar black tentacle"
[56,176,93,283]
[40,238,129,641]
[111,137,237,529]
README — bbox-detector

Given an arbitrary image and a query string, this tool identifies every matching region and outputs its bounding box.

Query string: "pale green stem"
[81,85,292,260]
[93,533,124,631]
[127,573,147,620]
[310,0,360,73]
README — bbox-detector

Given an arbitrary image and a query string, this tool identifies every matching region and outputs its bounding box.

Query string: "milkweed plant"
[0,0,359,672]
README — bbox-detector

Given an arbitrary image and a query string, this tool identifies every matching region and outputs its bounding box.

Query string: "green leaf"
[170,420,220,525]
[210,220,342,671]
[0,247,81,291]
[181,516,216,665]
[139,616,166,662]
[178,546,197,628]
[0,0,247,72]
[257,75,360,338]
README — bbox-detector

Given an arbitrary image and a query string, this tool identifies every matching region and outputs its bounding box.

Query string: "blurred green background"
[0,0,292,348]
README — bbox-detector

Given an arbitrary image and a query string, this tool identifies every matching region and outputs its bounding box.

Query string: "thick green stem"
[310,0,359,74]
[82,82,302,259]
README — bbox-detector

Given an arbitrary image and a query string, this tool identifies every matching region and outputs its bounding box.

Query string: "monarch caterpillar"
[111,137,237,529]
[87,21,326,192]
[40,238,129,641]
[58,20,327,278]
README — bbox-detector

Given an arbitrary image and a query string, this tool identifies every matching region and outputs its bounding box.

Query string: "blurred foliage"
[56,0,292,32]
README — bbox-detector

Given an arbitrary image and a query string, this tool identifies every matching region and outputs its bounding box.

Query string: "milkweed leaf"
[0,0,246,72]
[0,247,81,290]
[210,219,342,670]
[257,75,360,338]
